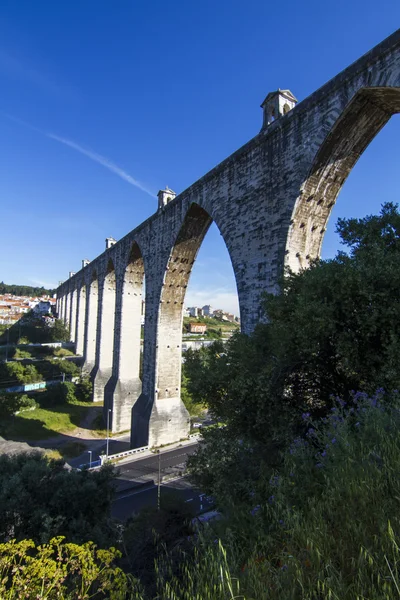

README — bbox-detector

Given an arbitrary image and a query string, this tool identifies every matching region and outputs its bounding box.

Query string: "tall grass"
[130,392,400,599]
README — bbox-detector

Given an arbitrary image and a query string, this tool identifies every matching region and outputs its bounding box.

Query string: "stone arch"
[156,203,214,402]
[286,87,400,271]
[132,202,239,447]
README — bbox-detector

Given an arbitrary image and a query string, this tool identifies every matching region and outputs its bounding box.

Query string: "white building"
[202,305,213,316]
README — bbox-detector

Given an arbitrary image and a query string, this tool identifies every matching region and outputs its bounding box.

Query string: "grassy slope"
[0,399,90,440]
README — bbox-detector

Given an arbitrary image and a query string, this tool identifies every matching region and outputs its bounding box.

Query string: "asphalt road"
[112,476,214,521]
[110,442,213,520]
[115,443,199,489]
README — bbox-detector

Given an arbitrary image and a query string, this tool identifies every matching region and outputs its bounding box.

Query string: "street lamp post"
[157,450,161,511]
[88,450,92,469]
[106,409,112,459]
[5,328,9,363]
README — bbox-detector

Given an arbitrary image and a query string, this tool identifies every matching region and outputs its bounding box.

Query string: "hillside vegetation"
[0,281,55,297]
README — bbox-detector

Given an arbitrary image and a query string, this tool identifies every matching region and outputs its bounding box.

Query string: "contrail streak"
[1,112,156,198]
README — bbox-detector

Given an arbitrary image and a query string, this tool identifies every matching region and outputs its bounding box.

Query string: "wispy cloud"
[0,50,78,101]
[47,133,156,197]
[1,112,156,198]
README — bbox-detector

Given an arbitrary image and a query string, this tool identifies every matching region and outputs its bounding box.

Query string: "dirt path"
[29,404,105,450]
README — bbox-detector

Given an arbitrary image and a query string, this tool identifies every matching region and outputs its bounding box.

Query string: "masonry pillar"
[75,285,86,356]
[64,293,71,329]
[83,277,98,376]
[93,262,116,403]
[58,296,63,321]
[69,290,77,343]
[105,245,144,433]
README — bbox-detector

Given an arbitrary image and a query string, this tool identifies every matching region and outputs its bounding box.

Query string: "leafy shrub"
[13,348,32,359]
[53,347,74,357]
[52,358,80,378]
[4,362,41,385]
[23,364,41,383]
[75,376,93,402]
[0,393,37,418]
[40,382,77,407]
[0,452,116,546]
[0,537,132,599]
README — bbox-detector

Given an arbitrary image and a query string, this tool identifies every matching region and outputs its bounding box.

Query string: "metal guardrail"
[100,445,150,464]
[101,434,201,465]
[78,459,102,470]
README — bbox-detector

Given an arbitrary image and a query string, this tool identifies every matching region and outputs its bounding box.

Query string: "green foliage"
[75,376,93,402]
[205,327,222,339]
[13,347,31,359]
[0,319,70,346]
[0,452,117,547]
[40,382,77,407]
[49,319,71,342]
[0,393,37,418]
[122,492,195,591]
[51,357,80,378]
[183,340,226,406]
[0,537,133,599]
[54,347,74,357]
[2,361,41,385]
[0,281,55,296]
[180,370,204,416]
[0,395,92,440]
[185,204,400,505]
[131,395,400,599]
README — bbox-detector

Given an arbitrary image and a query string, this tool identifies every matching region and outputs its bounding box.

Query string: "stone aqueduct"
[56,29,400,449]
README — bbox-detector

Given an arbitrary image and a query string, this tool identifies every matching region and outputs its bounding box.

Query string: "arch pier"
[56,29,400,448]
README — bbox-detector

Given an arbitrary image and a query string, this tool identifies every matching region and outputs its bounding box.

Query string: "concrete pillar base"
[93,368,112,403]
[104,376,142,433]
[82,361,95,377]
[131,394,190,449]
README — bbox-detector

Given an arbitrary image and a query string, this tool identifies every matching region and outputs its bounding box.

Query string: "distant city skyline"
[1,2,399,318]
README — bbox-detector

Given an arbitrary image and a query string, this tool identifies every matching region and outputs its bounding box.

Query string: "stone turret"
[261,89,297,129]
[82,259,91,269]
[158,186,176,210]
[105,237,117,250]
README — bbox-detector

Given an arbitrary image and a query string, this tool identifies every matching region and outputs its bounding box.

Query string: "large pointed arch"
[286,87,400,271]
[156,202,237,402]
[133,201,242,447]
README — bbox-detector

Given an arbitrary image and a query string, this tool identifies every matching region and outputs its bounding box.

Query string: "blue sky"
[0,1,399,316]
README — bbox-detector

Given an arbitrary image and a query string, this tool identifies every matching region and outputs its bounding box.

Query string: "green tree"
[0,453,117,547]
[188,203,400,501]
[0,393,37,418]
[183,340,226,406]
[75,376,93,402]
[49,319,70,342]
